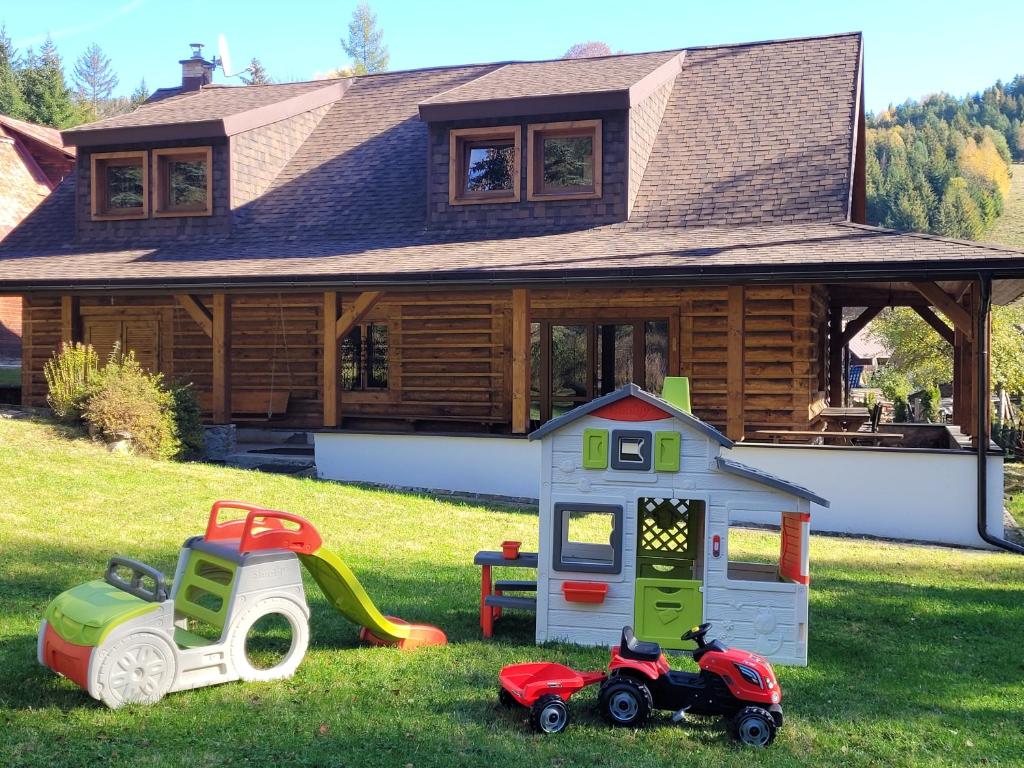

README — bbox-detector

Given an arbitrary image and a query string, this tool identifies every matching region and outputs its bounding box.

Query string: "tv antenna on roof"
[214,33,250,79]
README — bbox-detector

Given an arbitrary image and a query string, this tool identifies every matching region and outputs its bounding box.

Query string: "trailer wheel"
[529,694,569,734]
[228,598,309,682]
[598,676,653,727]
[498,687,518,708]
[95,632,176,709]
[732,706,777,747]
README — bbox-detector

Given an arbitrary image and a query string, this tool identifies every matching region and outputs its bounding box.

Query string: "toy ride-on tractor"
[498,623,783,747]
[39,501,446,708]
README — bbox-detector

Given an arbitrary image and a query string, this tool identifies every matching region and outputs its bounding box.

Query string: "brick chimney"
[180,43,216,91]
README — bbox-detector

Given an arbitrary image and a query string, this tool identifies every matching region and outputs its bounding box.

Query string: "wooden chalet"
[2,35,1023,551]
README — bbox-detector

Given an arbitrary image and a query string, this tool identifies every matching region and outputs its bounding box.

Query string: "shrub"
[82,351,181,459]
[170,383,204,458]
[43,343,99,423]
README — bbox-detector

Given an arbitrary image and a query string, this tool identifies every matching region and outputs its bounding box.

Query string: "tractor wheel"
[498,687,518,708]
[227,598,309,682]
[732,706,777,748]
[598,676,653,728]
[94,632,176,709]
[529,694,570,734]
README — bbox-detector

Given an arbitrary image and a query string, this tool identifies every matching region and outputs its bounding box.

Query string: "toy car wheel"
[529,694,570,734]
[95,632,176,709]
[598,676,653,727]
[498,687,518,708]
[732,706,777,748]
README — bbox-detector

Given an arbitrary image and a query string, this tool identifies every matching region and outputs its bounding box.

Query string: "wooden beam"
[511,288,531,434]
[826,286,930,307]
[726,286,745,441]
[838,306,882,347]
[174,294,213,337]
[335,291,382,341]
[912,282,973,341]
[323,291,339,428]
[911,305,954,345]
[827,303,844,406]
[212,293,231,424]
[60,295,79,346]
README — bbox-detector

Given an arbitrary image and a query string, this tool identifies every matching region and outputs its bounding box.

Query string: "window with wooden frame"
[527,120,601,201]
[448,126,521,205]
[91,151,148,219]
[340,322,390,391]
[153,146,213,217]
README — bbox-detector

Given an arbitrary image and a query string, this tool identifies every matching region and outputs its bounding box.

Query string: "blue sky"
[3,0,1022,112]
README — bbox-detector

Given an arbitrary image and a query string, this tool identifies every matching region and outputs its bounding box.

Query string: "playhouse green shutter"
[582,428,609,469]
[654,431,681,472]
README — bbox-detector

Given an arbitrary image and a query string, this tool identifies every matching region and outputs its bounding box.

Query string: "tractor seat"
[619,626,662,662]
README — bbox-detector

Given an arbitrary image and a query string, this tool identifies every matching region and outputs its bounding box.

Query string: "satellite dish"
[217,33,236,77]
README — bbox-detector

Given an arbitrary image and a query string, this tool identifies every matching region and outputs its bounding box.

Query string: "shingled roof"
[2,31,1024,291]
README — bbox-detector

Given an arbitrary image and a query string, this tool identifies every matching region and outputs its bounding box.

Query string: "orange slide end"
[359,616,448,649]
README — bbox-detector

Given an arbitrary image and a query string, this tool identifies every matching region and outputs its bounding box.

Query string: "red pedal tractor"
[498,623,783,747]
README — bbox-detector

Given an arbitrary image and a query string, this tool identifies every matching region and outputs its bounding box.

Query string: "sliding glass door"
[530,318,670,425]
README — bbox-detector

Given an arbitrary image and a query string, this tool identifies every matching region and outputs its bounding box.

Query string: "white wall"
[314,432,542,499]
[730,444,1003,549]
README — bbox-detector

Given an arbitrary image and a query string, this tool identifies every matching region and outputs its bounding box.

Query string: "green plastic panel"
[44,580,157,647]
[634,577,703,651]
[174,551,236,633]
[654,431,681,472]
[582,428,609,470]
[661,377,691,413]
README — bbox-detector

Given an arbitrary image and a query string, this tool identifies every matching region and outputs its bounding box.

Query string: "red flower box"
[561,581,608,604]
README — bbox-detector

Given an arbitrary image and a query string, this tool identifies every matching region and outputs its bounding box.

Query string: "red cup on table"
[501,540,522,560]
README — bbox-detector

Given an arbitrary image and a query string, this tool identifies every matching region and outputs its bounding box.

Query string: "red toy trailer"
[498,623,783,746]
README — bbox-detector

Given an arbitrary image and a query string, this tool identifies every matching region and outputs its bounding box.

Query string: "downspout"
[976,273,1024,554]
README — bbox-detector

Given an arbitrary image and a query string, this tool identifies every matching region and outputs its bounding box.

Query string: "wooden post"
[60,295,79,346]
[323,291,339,428]
[726,286,745,441]
[827,302,844,407]
[511,288,531,434]
[212,293,231,424]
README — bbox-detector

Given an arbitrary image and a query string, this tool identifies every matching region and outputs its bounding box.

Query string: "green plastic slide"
[298,548,410,643]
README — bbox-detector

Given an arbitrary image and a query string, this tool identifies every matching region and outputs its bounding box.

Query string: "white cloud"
[15,0,148,48]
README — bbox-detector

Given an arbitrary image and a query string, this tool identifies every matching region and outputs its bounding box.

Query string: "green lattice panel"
[637,497,701,562]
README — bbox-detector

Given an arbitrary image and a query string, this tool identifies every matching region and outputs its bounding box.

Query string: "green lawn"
[988,163,1024,249]
[0,366,20,388]
[1,417,1023,768]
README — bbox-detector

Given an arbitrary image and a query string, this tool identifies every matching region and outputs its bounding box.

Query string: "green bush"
[43,342,99,423]
[170,383,204,458]
[82,351,181,460]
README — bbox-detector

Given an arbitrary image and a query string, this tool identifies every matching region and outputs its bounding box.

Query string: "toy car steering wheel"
[681,622,712,643]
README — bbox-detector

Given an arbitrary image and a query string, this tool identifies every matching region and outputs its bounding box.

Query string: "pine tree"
[129,79,149,109]
[19,36,80,127]
[73,42,118,113]
[0,24,27,118]
[341,3,389,75]
[936,177,983,239]
[241,58,272,85]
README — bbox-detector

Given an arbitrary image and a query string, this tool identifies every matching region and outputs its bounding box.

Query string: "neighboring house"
[0,115,75,359]
[1,37,1022,549]
[847,322,891,388]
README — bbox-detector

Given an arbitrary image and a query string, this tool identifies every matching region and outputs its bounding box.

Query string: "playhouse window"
[553,502,623,574]
[725,510,808,584]
[340,323,389,390]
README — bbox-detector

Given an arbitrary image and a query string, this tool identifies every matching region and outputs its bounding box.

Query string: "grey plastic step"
[484,595,537,611]
[494,580,538,592]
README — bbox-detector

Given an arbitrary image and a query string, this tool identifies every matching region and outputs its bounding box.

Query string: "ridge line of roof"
[681,30,861,53]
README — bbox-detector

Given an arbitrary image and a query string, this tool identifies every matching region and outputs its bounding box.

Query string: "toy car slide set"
[38,501,446,708]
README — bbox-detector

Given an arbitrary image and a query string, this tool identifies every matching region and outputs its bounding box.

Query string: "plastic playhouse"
[499,622,783,746]
[507,379,828,666]
[38,501,446,708]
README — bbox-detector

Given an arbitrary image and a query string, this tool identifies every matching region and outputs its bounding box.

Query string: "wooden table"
[474,550,538,638]
[819,407,871,433]
[753,429,904,447]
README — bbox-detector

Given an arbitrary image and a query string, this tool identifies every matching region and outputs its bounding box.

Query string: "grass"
[0,366,20,388]
[1,417,1023,768]
[988,163,1024,248]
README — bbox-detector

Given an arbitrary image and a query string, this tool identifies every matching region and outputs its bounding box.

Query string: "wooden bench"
[198,391,290,419]
[752,429,904,446]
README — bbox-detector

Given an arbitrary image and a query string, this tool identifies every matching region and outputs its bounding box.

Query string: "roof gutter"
[975,273,1024,555]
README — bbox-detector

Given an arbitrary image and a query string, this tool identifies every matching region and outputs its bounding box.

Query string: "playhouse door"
[633,496,704,651]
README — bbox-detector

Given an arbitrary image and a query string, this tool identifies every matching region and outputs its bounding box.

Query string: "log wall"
[21,283,827,437]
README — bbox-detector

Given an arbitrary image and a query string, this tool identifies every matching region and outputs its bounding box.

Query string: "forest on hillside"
[867,77,1024,240]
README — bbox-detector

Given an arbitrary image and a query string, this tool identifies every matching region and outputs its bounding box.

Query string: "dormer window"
[449,126,521,205]
[527,120,602,201]
[153,147,213,217]
[91,151,148,220]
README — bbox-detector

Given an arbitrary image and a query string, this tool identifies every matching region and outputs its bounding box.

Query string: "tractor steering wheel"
[681,623,712,645]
